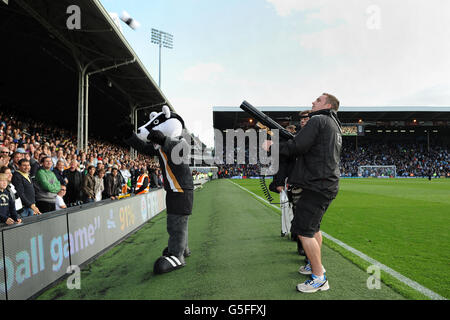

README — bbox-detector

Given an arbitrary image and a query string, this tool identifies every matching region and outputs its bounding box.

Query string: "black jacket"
[279,110,342,199]
[269,152,296,193]
[103,174,121,198]
[64,169,83,203]
[11,171,36,208]
[0,189,19,223]
[149,171,159,188]
[29,158,40,179]
[53,168,67,186]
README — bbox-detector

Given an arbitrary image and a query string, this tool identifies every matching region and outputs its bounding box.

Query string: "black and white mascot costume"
[119,106,194,274]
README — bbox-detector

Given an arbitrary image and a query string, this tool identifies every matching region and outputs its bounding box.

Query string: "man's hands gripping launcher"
[239,100,294,204]
[239,100,294,141]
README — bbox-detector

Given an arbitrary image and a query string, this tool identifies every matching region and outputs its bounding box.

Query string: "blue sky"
[100,0,450,146]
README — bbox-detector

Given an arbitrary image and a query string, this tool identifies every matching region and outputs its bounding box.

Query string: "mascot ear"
[149,112,158,120]
[162,105,171,119]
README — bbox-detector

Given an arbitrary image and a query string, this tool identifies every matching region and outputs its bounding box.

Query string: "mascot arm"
[147,130,166,145]
[124,133,158,156]
[161,136,189,155]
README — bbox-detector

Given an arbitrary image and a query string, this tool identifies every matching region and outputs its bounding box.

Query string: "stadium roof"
[213,105,450,130]
[0,0,173,140]
[213,106,450,112]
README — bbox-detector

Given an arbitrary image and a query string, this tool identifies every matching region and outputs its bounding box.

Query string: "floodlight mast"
[151,28,173,88]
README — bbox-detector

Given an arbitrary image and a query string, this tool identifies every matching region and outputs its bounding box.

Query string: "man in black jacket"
[64,160,83,206]
[53,160,68,186]
[263,93,342,293]
[103,167,121,200]
[11,159,41,217]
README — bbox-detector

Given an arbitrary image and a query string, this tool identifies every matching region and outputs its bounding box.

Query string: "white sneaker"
[296,274,330,293]
[298,263,326,275]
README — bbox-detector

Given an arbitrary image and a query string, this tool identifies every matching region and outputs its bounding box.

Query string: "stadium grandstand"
[1,0,174,147]
[0,0,212,300]
[212,106,450,179]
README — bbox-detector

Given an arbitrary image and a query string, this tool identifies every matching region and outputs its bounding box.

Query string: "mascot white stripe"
[164,256,177,267]
[170,256,182,265]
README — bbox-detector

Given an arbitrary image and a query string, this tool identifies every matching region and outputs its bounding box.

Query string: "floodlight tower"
[151,28,173,88]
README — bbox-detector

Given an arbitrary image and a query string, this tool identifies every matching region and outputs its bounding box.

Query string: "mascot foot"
[162,247,191,258]
[153,255,185,275]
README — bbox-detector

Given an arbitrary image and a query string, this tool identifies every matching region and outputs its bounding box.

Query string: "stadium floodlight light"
[151,28,173,88]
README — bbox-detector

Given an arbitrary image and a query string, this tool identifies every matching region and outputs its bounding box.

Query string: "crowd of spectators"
[340,141,449,177]
[215,140,449,179]
[0,110,163,225]
[217,164,261,178]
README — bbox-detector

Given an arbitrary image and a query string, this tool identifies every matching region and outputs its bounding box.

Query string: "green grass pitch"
[36,178,449,300]
[233,177,450,299]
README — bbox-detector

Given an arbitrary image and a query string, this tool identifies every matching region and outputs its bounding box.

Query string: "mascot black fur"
[119,106,194,274]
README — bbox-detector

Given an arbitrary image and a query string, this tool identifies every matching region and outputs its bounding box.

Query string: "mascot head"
[136,105,185,143]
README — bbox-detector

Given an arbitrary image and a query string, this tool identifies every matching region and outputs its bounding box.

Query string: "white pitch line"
[228,180,446,300]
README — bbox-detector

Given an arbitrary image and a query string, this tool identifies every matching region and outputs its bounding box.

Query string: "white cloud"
[180,62,224,83]
[266,0,450,107]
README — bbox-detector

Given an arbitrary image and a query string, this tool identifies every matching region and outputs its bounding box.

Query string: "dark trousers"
[167,214,189,259]
[36,201,56,213]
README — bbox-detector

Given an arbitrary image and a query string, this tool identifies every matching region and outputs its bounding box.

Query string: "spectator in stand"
[0,166,24,218]
[134,168,150,195]
[0,173,22,225]
[30,152,47,179]
[103,166,121,200]
[148,168,159,188]
[96,160,104,174]
[51,148,66,168]
[0,147,10,168]
[55,185,67,210]
[156,169,163,186]
[34,156,61,213]
[82,165,96,203]
[30,149,40,174]
[94,168,105,202]
[299,110,311,129]
[64,160,83,206]
[8,148,26,174]
[32,150,40,162]
[12,159,41,217]
[286,125,297,134]
[119,163,131,186]
[129,162,138,190]
[0,154,9,169]
[53,159,68,186]
[105,164,112,176]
